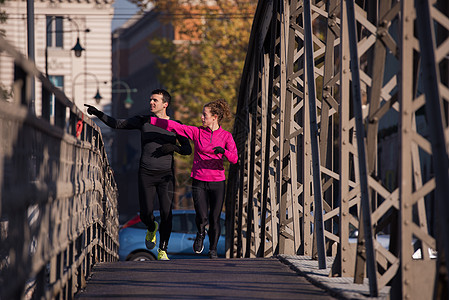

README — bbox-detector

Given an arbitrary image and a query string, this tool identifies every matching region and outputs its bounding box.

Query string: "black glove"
[213,146,225,154]
[159,143,179,154]
[84,104,102,117]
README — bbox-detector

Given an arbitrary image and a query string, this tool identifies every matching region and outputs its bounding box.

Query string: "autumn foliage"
[132,0,257,129]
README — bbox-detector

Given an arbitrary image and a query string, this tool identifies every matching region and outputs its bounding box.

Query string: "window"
[49,75,64,116]
[46,16,63,48]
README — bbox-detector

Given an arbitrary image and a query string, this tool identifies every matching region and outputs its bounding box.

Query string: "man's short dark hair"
[152,89,171,106]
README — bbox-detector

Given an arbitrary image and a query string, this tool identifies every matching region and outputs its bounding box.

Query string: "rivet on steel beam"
[405,279,410,285]
[404,264,409,270]
[404,220,410,225]
[343,247,347,251]
[343,268,346,273]
[343,258,347,262]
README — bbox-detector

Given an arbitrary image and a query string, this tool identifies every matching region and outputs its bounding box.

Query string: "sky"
[111,0,140,32]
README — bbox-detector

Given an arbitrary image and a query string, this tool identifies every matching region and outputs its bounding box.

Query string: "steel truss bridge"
[1,0,449,300]
[225,0,449,299]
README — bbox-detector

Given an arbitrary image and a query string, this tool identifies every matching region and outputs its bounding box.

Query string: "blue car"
[119,210,226,261]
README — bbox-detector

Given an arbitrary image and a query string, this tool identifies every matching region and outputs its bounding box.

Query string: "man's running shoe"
[145,221,158,250]
[208,249,218,259]
[157,248,169,260]
[193,232,205,254]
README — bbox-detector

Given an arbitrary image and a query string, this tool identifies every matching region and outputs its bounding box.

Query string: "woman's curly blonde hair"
[204,99,231,124]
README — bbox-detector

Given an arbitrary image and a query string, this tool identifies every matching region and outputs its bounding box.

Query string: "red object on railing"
[76,114,84,138]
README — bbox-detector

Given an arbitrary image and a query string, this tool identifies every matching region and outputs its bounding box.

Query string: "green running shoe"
[145,221,158,250]
[157,248,169,260]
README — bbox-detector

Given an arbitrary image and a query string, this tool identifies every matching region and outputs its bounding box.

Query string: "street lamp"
[112,80,137,109]
[71,37,85,57]
[93,89,103,103]
[72,72,103,104]
[45,16,89,77]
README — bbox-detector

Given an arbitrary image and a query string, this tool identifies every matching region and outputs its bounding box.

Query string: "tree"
[129,0,257,208]
[131,0,257,129]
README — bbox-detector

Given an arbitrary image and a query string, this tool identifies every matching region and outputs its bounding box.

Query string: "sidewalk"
[278,255,390,300]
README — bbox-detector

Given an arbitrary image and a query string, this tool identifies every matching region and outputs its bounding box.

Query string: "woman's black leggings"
[138,168,174,248]
[191,178,225,251]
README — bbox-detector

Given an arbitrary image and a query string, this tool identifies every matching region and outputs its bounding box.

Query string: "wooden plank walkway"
[75,258,337,299]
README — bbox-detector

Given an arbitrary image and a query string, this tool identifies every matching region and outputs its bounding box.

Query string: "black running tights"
[191,179,225,251]
[138,168,174,248]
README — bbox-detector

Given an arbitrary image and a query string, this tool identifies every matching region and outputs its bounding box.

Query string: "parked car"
[119,210,226,261]
[348,228,436,259]
[348,228,390,249]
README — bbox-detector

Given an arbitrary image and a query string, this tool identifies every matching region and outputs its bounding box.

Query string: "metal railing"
[0,36,119,299]
[226,0,449,299]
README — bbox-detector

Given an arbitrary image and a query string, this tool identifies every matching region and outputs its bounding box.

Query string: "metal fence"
[226,0,449,299]
[0,36,119,299]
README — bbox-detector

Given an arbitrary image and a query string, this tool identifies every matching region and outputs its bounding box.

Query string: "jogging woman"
[150,99,238,259]
[85,89,192,260]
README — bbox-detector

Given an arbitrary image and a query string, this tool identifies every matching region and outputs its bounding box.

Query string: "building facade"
[1,0,114,152]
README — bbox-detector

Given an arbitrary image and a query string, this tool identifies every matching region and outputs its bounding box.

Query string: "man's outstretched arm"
[84,104,141,129]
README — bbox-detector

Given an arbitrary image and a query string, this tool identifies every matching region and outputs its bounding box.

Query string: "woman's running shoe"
[193,232,205,253]
[208,249,218,259]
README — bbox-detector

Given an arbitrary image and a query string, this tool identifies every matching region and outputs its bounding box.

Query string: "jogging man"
[85,89,192,260]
